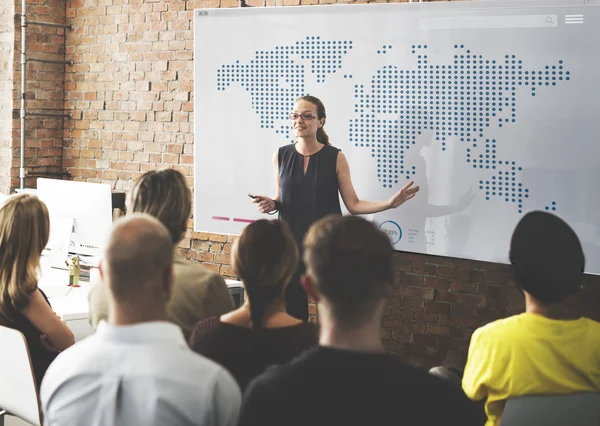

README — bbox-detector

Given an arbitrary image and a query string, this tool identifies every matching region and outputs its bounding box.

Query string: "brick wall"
[16,0,67,189]
[5,0,598,369]
[2,0,68,192]
[0,0,13,195]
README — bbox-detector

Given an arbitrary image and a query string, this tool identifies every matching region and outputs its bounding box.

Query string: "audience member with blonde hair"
[41,214,241,426]
[89,168,234,340]
[239,215,479,426]
[189,219,317,390]
[0,194,74,386]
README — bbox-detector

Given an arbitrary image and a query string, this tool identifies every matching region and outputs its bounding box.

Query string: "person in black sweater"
[239,215,481,426]
[189,220,317,390]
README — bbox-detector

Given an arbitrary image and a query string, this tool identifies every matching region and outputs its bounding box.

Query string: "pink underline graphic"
[233,218,255,223]
[212,216,230,221]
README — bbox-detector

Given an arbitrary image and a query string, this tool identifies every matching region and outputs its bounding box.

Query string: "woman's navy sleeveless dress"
[278,143,342,320]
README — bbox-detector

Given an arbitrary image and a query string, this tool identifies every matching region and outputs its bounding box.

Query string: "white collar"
[96,321,187,348]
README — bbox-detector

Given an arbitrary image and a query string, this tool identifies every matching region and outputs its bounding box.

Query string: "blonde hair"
[128,169,192,245]
[0,194,50,322]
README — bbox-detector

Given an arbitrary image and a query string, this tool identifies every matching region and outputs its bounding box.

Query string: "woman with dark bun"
[189,219,317,390]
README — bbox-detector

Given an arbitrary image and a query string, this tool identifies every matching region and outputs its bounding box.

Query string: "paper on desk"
[78,255,102,267]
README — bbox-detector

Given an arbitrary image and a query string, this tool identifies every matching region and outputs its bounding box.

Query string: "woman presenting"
[252,96,419,320]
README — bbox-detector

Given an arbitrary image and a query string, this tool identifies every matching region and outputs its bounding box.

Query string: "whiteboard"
[193,0,600,274]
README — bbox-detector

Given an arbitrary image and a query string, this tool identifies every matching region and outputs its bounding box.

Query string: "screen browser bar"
[420,14,559,30]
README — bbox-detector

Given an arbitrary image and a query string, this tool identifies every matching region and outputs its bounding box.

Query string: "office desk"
[38,262,244,342]
[38,263,94,341]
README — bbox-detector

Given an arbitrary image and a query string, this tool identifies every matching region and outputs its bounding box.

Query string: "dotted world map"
[217,36,569,214]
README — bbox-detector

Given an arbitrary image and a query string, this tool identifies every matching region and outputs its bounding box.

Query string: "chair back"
[500,393,600,426]
[0,325,42,426]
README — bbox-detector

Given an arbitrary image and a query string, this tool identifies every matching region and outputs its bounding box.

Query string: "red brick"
[402,321,426,334]
[394,259,413,272]
[209,233,228,243]
[413,262,437,276]
[460,317,480,328]
[393,287,412,298]
[425,301,452,315]
[402,343,426,355]
[411,287,435,300]
[479,284,503,298]
[426,276,450,290]
[452,305,478,318]
[401,298,425,311]
[456,293,486,307]
[450,280,477,293]
[401,252,428,263]
[191,234,211,245]
[436,290,458,303]
[390,309,413,320]
[414,312,438,323]
[391,331,411,343]
[479,308,506,323]
[437,314,461,326]
[412,334,437,346]
[400,273,425,287]
[381,318,400,329]
[426,325,450,336]
[203,263,220,273]
[485,269,509,284]
[214,254,230,265]
[506,287,524,311]
[425,346,441,360]
[191,240,210,251]
[383,340,401,353]
[209,243,224,253]
[381,329,391,340]
[196,252,214,262]
[437,266,462,279]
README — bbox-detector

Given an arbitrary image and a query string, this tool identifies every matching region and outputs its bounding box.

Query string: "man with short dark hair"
[463,211,600,426]
[239,215,479,426]
[41,215,241,426]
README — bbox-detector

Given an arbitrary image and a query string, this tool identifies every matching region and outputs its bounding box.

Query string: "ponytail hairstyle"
[296,95,330,146]
[232,220,299,329]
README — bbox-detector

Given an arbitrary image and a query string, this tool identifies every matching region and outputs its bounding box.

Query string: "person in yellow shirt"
[462,211,600,426]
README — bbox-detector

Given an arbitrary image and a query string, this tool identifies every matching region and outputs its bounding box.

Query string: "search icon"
[545,16,553,23]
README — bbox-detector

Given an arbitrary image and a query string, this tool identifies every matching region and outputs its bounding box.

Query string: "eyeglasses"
[289,113,317,121]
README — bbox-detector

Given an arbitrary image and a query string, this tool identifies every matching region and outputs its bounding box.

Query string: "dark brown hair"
[303,215,393,327]
[232,220,299,329]
[296,95,330,146]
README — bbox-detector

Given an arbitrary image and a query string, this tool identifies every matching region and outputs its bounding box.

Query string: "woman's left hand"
[388,181,420,209]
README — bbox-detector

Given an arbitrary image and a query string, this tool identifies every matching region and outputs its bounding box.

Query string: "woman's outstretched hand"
[252,195,277,214]
[388,181,420,209]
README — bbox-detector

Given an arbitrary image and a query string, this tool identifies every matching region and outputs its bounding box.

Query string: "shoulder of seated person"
[174,257,222,280]
[255,346,317,381]
[474,313,523,336]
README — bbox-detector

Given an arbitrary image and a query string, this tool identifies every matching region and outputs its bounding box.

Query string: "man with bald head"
[40,214,241,426]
